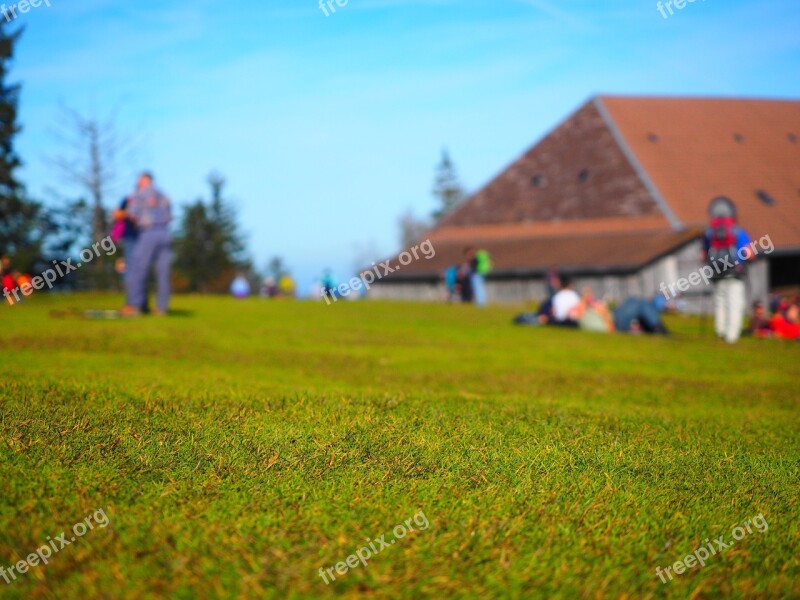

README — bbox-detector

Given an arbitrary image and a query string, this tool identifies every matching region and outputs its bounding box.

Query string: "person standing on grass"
[470,248,491,307]
[702,196,753,344]
[122,172,172,317]
[113,194,150,313]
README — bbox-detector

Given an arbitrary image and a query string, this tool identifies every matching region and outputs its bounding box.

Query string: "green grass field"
[1,294,798,599]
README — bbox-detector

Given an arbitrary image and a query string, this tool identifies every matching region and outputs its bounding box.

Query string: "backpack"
[110,219,126,243]
[475,250,492,275]
[706,217,744,280]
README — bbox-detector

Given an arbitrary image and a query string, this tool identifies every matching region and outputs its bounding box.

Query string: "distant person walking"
[703,196,753,344]
[470,247,492,307]
[122,172,172,316]
[230,274,251,299]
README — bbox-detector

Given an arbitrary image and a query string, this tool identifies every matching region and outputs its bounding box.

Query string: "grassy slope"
[0,294,798,599]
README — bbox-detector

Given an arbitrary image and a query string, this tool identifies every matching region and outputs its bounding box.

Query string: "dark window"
[577,169,589,182]
[770,255,800,288]
[531,175,547,188]
[733,133,745,144]
[756,189,775,206]
[789,133,798,144]
[647,132,659,143]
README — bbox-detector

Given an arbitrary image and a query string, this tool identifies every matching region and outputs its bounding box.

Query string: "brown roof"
[599,96,800,250]
[439,99,665,228]
[428,215,670,242]
[395,228,703,278]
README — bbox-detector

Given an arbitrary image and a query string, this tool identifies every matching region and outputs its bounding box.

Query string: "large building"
[372,96,800,308]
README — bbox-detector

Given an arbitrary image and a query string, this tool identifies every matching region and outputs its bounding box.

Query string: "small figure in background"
[262,277,278,298]
[278,273,296,297]
[443,265,459,303]
[470,247,492,307]
[230,274,251,299]
[748,301,772,338]
[321,270,337,300]
[1,256,16,295]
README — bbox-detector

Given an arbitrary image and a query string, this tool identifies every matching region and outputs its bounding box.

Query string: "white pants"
[714,278,746,344]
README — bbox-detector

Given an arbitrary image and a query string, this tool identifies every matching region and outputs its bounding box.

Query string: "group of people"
[262,274,297,298]
[444,247,491,306]
[230,274,297,299]
[517,275,670,336]
[113,171,173,316]
[750,297,800,340]
[0,257,34,305]
[511,195,800,345]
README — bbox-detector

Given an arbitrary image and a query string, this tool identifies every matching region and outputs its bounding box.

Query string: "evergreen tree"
[431,148,465,224]
[267,256,286,280]
[0,23,44,272]
[174,173,249,293]
[174,200,213,292]
[206,172,246,279]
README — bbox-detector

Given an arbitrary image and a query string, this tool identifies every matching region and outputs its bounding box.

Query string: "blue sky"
[11,0,800,293]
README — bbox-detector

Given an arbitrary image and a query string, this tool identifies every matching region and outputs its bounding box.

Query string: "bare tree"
[46,104,134,287]
[398,209,430,248]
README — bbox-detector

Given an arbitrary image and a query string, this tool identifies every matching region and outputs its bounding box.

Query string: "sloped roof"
[599,96,800,250]
[439,99,667,228]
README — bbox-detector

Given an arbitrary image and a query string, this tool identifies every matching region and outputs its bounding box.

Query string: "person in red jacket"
[769,301,800,340]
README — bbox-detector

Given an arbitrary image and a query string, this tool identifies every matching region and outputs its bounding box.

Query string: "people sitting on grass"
[550,276,581,326]
[524,288,800,340]
[515,283,669,336]
[749,301,773,338]
[578,288,615,333]
[769,299,800,340]
[612,297,669,335]
[569,291,668,335]
[534,267,562,324]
